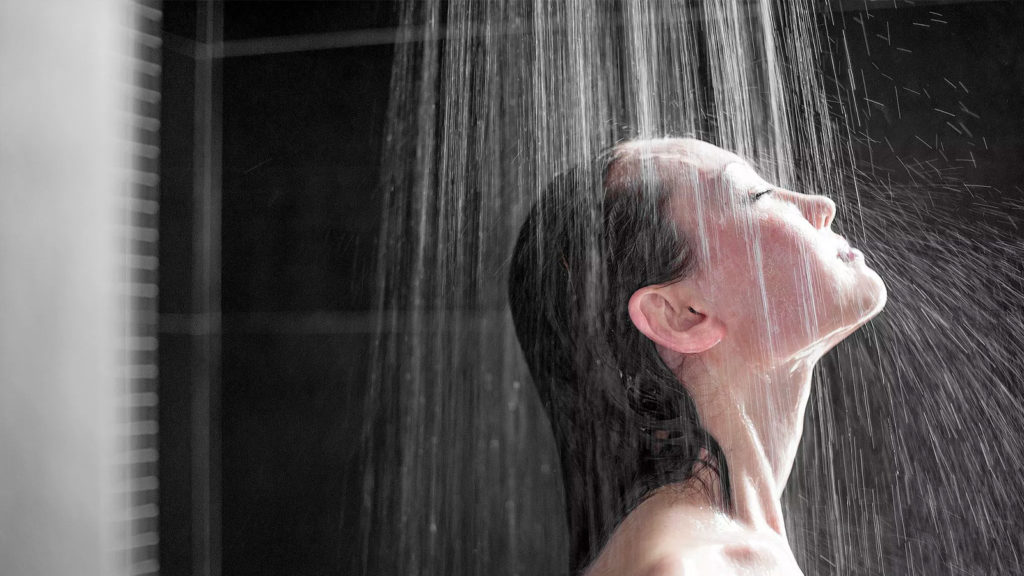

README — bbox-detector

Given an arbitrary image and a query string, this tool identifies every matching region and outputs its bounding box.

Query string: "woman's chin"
[859,267,888,319]
[817,272,888,350]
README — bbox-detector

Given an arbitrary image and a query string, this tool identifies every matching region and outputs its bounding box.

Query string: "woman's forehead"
[610,138,748,181]
[721,162,772,191]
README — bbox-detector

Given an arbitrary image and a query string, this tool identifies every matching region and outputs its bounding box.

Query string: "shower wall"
[157,2,1024,575]
[159,3,395,575]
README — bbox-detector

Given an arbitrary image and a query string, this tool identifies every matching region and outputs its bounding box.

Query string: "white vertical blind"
[120,2,162,575]
[0,1,158,575]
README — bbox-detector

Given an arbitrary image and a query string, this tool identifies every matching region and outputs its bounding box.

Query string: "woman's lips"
[828,233,862,263]
[837,241,862,263]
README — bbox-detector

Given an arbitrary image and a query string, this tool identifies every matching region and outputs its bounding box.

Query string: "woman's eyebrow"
[721,161,777,196]
[721,160,759,180]
[721,160,746,175]
[723,157,758,171]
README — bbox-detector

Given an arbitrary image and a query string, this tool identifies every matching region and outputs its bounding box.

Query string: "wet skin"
[584,139,887,576]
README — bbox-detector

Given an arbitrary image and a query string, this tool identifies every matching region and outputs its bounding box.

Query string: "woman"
[508,138,886,575]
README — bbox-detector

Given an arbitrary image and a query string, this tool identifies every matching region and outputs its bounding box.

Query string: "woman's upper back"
[582,489,804,576]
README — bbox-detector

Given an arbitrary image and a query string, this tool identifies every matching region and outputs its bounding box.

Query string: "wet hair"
[507,144,732,574]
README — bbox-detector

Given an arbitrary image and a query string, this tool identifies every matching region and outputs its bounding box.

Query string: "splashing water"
[360,1,1024,574]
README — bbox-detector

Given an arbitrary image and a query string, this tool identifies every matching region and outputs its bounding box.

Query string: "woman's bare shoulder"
[634,554,699,576]
[583,490,803,576]
[583,493,728,576]
[633,540,802,576]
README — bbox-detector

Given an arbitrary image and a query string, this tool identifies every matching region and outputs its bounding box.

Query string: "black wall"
[159,3,396,575]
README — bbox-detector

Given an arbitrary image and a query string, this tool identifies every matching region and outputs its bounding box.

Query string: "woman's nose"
[791,192,836,230]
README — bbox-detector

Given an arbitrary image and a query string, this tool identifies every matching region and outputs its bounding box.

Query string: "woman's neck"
[672,351,818,537]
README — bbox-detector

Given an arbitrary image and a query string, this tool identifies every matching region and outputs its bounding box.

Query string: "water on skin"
[360,1,1024,574]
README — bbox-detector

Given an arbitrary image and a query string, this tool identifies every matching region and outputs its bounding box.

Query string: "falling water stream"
[360,1,1024,574]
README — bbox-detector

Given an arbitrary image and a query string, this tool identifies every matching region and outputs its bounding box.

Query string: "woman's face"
[623,139,887,366]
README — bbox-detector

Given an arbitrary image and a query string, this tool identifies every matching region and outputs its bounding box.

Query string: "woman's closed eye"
[750,188,775,202]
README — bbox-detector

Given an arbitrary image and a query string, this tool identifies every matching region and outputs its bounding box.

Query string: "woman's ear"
[628,285,725,354]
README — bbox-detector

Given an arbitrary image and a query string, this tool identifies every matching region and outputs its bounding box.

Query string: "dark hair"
[507,144,732,574]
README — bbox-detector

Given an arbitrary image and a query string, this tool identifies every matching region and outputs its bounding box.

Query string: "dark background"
[157,1,1024,575]
[159,3,397,574]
